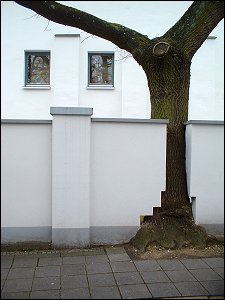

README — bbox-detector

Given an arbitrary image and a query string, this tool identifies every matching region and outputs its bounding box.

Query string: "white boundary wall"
[1,108,224,246]
[185,121,224,235]
[90,119,167,243]
[1,121,52,242]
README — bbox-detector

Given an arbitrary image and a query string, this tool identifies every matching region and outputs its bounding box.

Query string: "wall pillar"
[50,107,93,246]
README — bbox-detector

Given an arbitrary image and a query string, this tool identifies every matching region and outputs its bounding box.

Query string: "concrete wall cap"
[92,118,169,124]
[185,120,224,125]
[50,107,93,116]
[1,119,52,124]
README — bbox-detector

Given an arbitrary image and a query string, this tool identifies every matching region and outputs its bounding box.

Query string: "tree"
[15,1,224,250]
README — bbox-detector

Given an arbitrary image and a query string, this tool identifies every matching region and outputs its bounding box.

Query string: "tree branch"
[163,1,224,58]
[15,1,150,60]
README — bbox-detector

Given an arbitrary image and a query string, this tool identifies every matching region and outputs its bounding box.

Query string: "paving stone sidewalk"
[1,246,224,299]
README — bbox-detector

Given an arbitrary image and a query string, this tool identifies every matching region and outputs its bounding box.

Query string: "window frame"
[24,51,51,87]
[88,52,115,88]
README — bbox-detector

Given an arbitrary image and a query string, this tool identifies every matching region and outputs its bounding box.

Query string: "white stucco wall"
[1,122,52,241]
[90,120,167,227]
[52,35,80,107]
[189,35,224,120]
[1,1,224,120]
[186,121,224,232]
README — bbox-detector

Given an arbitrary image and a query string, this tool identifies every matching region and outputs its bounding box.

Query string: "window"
[88,52,114,87]
[25,51,50,86]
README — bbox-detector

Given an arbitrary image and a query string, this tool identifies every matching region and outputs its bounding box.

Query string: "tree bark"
[136,40,192,217]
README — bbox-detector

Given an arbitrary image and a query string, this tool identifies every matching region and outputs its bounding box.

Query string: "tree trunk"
[130,43,208,251]
[146,50,192,218]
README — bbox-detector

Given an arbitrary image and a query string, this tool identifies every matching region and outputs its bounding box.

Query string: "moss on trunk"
[131,216,208,251]
[131,40,209,250]
[140,41,192,217]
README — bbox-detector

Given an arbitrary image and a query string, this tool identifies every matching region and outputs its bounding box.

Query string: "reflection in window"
[25,52,50,85]
[89,53,114,86]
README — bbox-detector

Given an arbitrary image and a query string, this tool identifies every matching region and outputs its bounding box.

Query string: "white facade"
[1,1,224,120]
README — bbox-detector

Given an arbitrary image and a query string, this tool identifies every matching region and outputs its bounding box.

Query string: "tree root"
[130,215,208,251]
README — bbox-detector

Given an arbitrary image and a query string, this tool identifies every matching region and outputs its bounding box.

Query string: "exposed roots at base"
[130,215,208,252]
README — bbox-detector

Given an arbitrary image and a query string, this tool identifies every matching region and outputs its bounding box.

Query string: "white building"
[1,1,224,120]
[1,2,224,246]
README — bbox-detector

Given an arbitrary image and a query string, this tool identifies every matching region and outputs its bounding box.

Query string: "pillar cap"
[50,107,93,116]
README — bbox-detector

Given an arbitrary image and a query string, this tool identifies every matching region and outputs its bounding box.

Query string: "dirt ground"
[1,236,223,260]
[125,235,224,260]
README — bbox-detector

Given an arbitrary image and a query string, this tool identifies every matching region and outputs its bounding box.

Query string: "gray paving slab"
[38,257,62,266]
[180,258,211,269]
[90,286,121,299]
[35,265,60,277]
[201,280,224,295]
[1,257,14,268]
[1,291,30,299]
[140,270,170,283]
[189,268,223,281]
[174,281,209,296]
[12,257,37,268]
[2,278,33,293]
[1,269,9,280]
[61,263,86,276]
[147,282,181,298]
[165,269,197,282]
[85,254,109,263]
[7,267,35,279]
[157,259,186,270]
[88,273,116,287]
[114,271,144,285]
[119,284,152,299]
[133,260,162,271]
[108,253,131,262]
[62,255,85,264]
[61,288,91,299]
[202,257,224,268]
[61,288,90,299]
[30,290,60,299]
[32,276,60,291]
[110,261,136,272]
[86,262,112,274]
[213,267,224,279]
[61,275,88,289]
[1,279,5,289]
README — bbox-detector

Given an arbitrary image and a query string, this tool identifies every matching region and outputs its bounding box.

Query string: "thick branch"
[15,1,150,59]
[163,1,224,58]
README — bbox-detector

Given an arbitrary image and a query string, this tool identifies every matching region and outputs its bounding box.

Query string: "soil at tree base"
[125,235,224,260]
